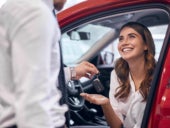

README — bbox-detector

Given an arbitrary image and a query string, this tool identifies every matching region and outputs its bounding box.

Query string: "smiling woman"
[80,22,157,128]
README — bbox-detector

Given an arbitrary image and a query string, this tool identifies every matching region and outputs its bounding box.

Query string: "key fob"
[92,78,104,93]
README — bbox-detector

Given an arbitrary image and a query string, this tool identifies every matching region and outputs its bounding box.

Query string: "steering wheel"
[66,80,85,111]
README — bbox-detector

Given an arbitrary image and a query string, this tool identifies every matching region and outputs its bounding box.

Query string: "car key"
[92,74,104,93]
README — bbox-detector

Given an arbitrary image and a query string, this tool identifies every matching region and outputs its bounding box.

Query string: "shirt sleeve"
[7,1,67,127]
[64,67,71,84]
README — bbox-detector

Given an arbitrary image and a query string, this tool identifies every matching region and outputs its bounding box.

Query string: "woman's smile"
[121,47,134,52]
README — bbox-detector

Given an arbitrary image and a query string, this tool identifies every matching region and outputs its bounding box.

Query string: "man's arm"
[64,61,99,83]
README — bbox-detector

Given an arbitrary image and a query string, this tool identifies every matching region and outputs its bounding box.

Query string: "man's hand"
[75,61,99,79]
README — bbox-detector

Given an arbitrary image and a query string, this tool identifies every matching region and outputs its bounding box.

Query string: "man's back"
[0,0,67,127]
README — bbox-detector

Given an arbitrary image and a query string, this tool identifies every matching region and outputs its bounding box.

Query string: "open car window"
[60,8,169,67]
[61,24,115,65]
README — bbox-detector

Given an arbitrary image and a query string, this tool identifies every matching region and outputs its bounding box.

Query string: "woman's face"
[118,27,148,62]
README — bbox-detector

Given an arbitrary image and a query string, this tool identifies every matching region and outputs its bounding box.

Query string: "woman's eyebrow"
[119,35,123,38]
[119,33,138,38]
[128,33,138,36]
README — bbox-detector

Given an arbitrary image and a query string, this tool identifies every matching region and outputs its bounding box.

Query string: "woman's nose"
[121,37,129,45]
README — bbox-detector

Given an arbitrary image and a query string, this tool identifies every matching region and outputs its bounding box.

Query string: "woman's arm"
[102,100,122,128]
[80,93,122,128]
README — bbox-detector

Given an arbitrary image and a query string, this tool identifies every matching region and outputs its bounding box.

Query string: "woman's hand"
[80,93,109,105]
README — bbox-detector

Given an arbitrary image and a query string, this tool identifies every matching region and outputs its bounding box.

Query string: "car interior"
[60,3,169,127]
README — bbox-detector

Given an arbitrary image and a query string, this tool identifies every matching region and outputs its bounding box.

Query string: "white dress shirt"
[0,0,68,127]
[109,70,146,128]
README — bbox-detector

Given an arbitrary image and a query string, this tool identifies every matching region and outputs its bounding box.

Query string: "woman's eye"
[119,37,123,42]
[129,35,135,38]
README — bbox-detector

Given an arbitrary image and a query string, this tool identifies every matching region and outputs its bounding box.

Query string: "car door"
[58,0,170,127]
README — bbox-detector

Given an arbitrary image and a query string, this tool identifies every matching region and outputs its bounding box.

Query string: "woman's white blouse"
[109,70,146,128]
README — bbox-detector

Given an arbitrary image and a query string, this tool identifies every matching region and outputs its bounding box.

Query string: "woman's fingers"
[80,93,109,105]
[80,93,95,103]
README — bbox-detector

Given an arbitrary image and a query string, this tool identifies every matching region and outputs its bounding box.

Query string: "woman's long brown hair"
[114,22,156,101]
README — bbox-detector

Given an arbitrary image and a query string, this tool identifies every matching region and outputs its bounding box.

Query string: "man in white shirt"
[0,0,98,127]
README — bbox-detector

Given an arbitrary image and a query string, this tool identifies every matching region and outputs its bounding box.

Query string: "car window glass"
[60,8,169,67]
[61,24,114,65]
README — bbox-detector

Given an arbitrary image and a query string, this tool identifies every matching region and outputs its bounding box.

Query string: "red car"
[57,0,170,127]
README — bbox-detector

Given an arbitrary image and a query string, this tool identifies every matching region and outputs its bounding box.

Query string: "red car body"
[58,0,170,27]
[57,0,170,127]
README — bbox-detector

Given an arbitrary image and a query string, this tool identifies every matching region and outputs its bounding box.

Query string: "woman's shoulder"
[111,69,117,77]
[110,69,120,89]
